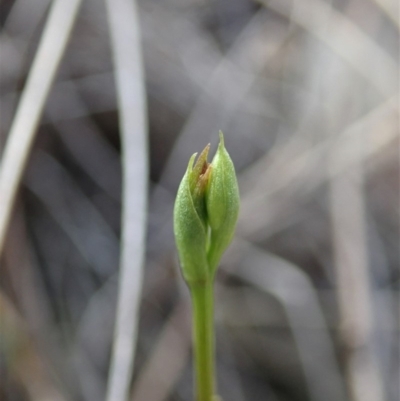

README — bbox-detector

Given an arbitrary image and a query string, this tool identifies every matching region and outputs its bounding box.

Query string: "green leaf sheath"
[173,155,209,284]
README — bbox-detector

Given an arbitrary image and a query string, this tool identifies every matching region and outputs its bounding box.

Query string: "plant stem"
[190,281,215,401]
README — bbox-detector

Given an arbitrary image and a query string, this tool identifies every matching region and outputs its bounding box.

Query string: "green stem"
[190,281,215,401]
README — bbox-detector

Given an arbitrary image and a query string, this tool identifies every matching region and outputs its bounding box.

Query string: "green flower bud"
[173,132,239,284]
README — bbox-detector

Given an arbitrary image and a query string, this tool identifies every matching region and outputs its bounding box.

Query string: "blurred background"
[0,0,399,400]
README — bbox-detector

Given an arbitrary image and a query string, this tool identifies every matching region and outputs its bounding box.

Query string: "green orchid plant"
[174,132,240,401]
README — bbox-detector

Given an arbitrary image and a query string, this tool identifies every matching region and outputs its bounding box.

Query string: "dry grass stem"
[104,1,148,401]
[0,0,82,256]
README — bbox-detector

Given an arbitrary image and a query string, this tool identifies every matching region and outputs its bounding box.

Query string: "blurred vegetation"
[0,0,398,401]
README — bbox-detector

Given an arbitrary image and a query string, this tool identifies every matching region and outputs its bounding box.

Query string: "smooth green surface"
[191,283,215,401]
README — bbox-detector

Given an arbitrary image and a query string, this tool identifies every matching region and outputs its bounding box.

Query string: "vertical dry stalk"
[329,133,384,401]
[104,1,148,401]
[0,0,82,257]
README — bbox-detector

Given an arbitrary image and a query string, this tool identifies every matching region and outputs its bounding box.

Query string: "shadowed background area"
[0,0,399,401]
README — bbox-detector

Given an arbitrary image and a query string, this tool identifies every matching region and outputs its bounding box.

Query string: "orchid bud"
[174,132,239,284]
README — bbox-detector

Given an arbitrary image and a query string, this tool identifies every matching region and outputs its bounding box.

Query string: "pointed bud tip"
[188,153,198,171]
[218,131,225,147]
[199,143,211,161]
[193,144,210,171]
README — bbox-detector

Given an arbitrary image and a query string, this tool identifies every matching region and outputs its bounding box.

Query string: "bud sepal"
[173,153,210,284]
[206,132,240,273]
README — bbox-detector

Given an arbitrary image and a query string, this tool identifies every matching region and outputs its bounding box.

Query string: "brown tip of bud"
[190,143,210,191]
